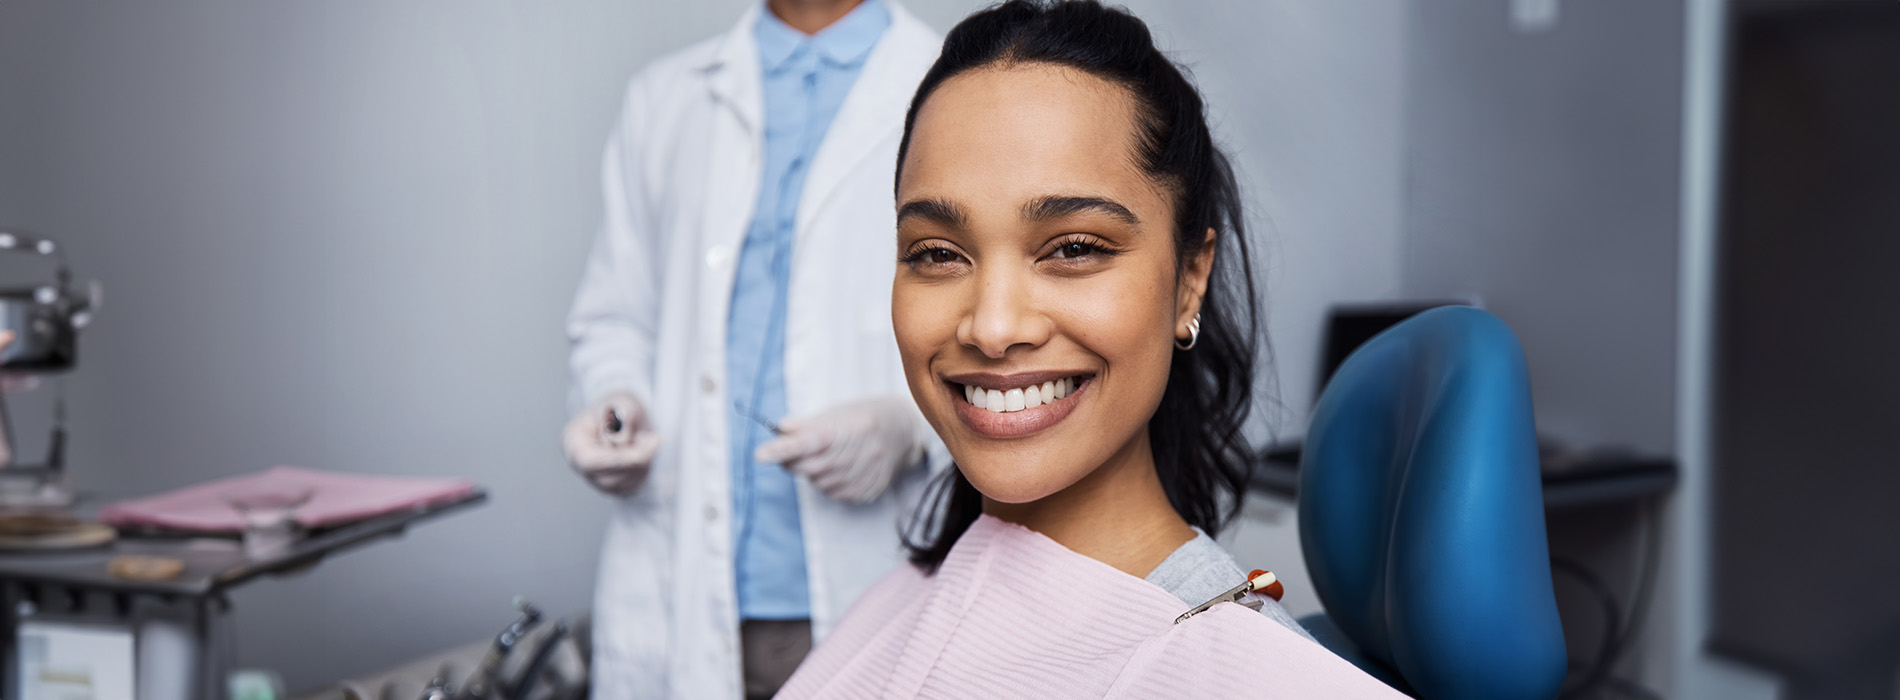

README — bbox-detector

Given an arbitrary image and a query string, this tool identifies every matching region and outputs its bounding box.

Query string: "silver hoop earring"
[1175,313,1201,351]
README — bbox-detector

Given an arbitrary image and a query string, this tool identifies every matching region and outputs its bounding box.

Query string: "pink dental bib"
[778,515,1405,699]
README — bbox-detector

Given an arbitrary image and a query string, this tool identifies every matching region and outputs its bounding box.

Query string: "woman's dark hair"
[898,0,1264,571]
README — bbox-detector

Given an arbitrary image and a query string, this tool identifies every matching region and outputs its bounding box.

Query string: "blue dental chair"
[1297,306,1567,700]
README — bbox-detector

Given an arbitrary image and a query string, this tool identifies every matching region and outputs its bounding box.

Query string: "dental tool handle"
[1248,569,1284,602]
[465,598,544,698]
[509,621,570,700]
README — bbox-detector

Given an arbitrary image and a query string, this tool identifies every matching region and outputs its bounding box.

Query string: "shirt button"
[705,244,731,269]
[700,375,717,394]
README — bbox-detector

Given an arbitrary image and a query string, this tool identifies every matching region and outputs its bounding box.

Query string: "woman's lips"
[947,375,1092,439]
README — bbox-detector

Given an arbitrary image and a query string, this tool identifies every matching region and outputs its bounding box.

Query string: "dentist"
[562,1,943,698]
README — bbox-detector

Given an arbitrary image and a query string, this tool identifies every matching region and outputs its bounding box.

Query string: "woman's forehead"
[899,64,1165,218]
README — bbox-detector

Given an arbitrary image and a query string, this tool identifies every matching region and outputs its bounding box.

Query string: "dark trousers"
[741,618,812,700]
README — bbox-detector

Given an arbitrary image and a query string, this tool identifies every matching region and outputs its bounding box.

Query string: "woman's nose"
[957,267,1052,359]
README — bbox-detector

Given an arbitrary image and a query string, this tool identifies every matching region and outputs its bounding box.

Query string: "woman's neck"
[984,430,1197,579]
[766,0,864,35]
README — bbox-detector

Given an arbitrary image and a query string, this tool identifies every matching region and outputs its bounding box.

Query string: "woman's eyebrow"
[896,198,968,228]
[1022,195,1140,228]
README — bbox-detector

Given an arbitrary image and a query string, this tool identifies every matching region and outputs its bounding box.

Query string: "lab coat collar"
[757,0,892,74]
[794,1,938,237]
[701,1,929,135]
[701,5,766,135]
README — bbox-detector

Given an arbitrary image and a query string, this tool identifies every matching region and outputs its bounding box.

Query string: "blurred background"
[0,0,1893,698]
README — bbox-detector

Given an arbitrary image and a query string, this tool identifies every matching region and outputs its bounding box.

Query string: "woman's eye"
[902,245,967,269]
[1052,241,1103,259]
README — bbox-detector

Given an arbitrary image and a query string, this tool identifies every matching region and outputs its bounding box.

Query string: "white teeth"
[960,377,1084,413]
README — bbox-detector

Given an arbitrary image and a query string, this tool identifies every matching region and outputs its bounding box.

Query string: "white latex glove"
[563,391,661,497]
[753,395,925,504]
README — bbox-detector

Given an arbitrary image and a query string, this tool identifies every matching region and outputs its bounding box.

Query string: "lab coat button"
[700,375,717,394]
[706,245,731,269]
[705,505,719,522]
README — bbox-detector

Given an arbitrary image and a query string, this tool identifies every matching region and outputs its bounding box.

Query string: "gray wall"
[0,0,1409,690]
[1401,0,1683,453]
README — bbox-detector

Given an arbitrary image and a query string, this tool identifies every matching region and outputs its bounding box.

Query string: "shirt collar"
[755,0,891,74]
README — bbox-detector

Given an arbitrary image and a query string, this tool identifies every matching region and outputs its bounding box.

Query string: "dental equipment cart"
[0,487,486,700]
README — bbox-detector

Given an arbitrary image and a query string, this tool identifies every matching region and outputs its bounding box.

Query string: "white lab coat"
[566,5,943,699]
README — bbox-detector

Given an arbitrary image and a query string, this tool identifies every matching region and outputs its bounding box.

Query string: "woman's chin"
[959,464,1074,506]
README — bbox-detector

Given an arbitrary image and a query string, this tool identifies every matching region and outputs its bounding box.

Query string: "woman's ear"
[1177,227,1217,332]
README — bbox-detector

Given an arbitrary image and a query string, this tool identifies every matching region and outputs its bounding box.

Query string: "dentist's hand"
[563,392,661,497]
[754,395,925,504]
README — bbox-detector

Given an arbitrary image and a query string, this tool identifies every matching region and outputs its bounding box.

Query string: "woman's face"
[893,64,1212,504]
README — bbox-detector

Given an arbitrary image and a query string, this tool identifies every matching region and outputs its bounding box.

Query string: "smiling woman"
[774,2,1405,698]
[891,49,1237,567]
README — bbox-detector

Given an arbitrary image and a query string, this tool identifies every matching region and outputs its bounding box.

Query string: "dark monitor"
[1317,301,1468,399]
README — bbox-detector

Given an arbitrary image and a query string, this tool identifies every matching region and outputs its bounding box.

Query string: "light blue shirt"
[726,0,891,622]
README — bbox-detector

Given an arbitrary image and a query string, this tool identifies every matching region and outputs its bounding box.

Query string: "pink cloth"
[99,466,477,532]
[779,515,1406,699]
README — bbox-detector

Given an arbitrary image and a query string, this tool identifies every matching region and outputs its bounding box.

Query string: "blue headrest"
[1298,306,1566,700]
